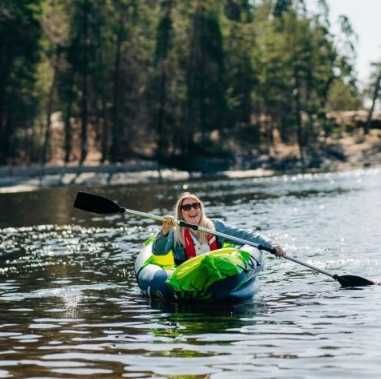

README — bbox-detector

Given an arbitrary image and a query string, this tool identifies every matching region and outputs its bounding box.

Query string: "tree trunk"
[100,92,109,163]
[41,48,60,165]
[156,68,168,159]
[364,72,381,135]
[293,75,305,166]
[110,21,123,162]
[80,3,89,164]
[64,73,74,163]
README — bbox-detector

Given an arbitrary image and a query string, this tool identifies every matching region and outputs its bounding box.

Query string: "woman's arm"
[152,230,175,255]
[152,215,177,255]
[214,220,274,250]
[214,220,286,256]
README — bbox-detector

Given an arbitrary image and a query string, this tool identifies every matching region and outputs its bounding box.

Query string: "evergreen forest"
[1,0,378,170]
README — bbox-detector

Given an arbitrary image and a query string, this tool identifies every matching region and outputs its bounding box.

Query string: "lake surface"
[0,168,381,378]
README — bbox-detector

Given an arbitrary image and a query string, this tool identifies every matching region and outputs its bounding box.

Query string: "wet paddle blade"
[74,192,124,214]
[334,274,375,287]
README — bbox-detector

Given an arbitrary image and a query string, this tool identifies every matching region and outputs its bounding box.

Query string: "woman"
[153,192,285,265]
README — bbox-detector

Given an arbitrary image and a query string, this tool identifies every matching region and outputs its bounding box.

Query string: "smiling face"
[180,197,202,225]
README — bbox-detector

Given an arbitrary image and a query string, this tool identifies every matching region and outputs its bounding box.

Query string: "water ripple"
[0,168,380,377]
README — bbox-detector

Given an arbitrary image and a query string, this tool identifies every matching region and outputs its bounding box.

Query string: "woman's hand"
[272,245,286,257]
[161,215,176,235]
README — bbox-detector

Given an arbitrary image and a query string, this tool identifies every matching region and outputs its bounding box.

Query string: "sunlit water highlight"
[0,168,381,378]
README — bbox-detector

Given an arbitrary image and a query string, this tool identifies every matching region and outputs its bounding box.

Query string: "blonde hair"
[174,192,215,245]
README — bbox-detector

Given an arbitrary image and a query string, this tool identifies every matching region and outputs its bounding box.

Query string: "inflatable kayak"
[134,239,264,302]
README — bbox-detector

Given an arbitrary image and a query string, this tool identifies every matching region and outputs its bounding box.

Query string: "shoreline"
[0,161,275,194]
[0,157,379,194]
[1,130,380,194]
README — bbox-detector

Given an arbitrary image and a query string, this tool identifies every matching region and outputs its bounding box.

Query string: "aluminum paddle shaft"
[73,191,375,287]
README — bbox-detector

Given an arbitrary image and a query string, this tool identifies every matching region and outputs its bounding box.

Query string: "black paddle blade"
[74,192,124,214]
[334,274,375,287]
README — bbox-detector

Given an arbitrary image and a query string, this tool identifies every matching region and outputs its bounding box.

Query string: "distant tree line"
[0,0,370,168]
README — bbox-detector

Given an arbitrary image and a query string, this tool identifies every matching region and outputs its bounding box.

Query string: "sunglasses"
[181,202,201,211]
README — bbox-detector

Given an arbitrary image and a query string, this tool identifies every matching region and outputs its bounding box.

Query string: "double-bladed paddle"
[73,191,375,288]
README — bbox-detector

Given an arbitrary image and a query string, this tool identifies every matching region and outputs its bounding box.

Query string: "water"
[0,168,381,378]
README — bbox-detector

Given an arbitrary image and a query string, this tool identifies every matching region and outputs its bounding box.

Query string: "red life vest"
[182,228,219,259]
